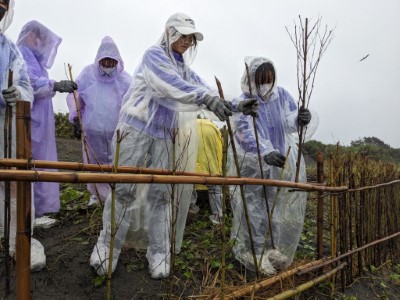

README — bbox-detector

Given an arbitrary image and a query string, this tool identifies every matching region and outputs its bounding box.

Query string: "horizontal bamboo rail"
[0,158,221,177]
[0,169,348,192]
[267,262,347,300]
[219,258,328,299]
[297,231,400,276]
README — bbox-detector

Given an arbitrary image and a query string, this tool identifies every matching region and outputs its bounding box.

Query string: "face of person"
[99,57,118,68]
[171,34,195,54]
[0,0,9,22]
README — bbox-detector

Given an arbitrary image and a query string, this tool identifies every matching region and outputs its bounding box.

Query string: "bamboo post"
[215,76,260,278]
[16,100,32,300]
[316,152,324,259]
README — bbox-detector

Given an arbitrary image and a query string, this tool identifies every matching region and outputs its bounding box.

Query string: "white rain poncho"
[229,57,319,272]
[92,12,218,277]
[0,0,45,271]
[66,36,132,202]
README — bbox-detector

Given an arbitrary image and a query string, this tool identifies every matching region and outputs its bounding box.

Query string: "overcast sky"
[6,0,400,148]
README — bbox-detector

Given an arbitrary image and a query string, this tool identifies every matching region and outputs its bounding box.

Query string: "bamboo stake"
[0,169,349,192]
[15,100,32,300]
[267,262,347,300]
[245,62,275,250]
[316,152,324,259]
[107,130,121,300]
[168,129,177,299]
[67,63,102,203]
[219,126,229,299]
[3,69,13,295]
[215,76,260,278]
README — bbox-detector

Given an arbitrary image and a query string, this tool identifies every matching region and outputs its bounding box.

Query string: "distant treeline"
[304,137,400,165]
[55,112,400,165]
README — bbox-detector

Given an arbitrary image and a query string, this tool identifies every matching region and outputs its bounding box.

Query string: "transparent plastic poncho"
[96,14,217,269]
[229,57,319,271]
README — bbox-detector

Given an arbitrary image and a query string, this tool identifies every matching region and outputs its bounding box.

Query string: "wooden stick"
[67,63,102,202]
[295,17,308,183]
[215,76,259,278]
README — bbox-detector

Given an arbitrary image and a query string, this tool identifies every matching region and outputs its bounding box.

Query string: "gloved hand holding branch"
[203,95,233,121]
[264,151,286,168]
[2,86,21,106]
[53,80,77,93]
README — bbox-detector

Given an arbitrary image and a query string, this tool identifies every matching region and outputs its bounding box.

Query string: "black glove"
[53,80,78,93]
[72,117,81,139]
[203,96,233,121]
[237,98,259,117]
[298,107,311,126]
[264,151,286,168]
[2,86,21,106]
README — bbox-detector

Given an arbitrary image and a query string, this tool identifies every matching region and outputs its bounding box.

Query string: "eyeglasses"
[179,34,195,46]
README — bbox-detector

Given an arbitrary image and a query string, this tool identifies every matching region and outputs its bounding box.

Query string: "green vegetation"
[303,137,400,165]
[54,112,74,139]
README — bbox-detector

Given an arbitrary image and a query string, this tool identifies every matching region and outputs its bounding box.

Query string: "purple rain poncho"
[0,3,34,247]
[16,20,62,217]
[229,57,319,272]
[66,36,132,202]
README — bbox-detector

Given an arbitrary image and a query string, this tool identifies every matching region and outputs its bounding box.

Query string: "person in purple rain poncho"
[0,1,47,271]
[17,20,77,227]
[66,36,132,206]
[90,12,258,280]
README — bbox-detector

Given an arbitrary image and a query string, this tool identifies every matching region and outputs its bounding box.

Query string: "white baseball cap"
[166,12,204,41]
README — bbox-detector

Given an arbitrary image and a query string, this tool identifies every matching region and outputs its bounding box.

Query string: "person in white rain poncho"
[230,56,318,276]
[66,36,132,205]
[0,0,46,271]
[90,12,258,279]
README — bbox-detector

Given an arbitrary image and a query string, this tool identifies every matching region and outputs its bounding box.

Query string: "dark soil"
[0,137,399,299]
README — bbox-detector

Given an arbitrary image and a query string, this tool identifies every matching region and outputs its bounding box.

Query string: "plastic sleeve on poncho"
[18,46,56,101]
[141,46,211,110]
[8,42,33,104]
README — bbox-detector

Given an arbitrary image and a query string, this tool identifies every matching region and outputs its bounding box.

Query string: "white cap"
[166,12,204,41]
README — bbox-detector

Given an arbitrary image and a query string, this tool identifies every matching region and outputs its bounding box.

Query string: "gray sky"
[6,0,400,148]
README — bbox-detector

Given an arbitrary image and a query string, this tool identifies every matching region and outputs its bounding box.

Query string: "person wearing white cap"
[90,12,258,279]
